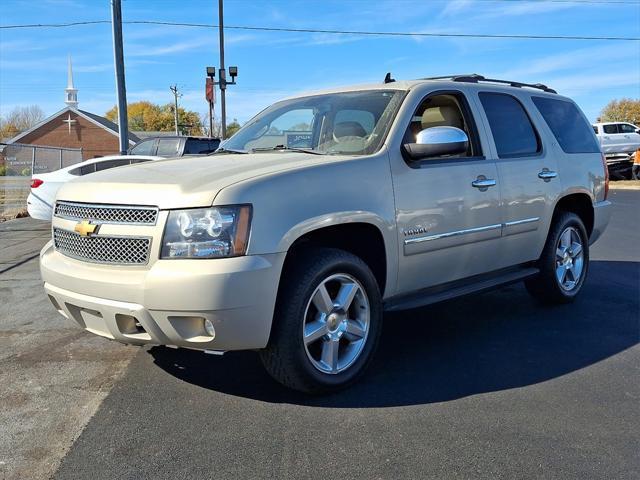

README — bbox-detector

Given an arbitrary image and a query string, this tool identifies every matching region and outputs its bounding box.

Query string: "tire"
[260,248,383,394]
[525,211,589,304]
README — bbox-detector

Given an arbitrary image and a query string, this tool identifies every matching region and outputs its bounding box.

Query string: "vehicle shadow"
[148,260,639,408]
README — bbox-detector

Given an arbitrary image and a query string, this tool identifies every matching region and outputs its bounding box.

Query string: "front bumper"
[41,241,286,350]
[589,200,612,245]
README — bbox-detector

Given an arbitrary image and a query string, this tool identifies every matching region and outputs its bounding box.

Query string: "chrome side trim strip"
[403,217,540,245]
[404,223,502,245]
[504,217,540,227]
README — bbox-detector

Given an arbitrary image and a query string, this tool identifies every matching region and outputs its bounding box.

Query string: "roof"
[5,106,140,145]
[282,74,562,102]
[79,110,140,143]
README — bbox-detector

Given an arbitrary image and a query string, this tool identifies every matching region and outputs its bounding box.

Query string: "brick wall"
[18,111,122,160]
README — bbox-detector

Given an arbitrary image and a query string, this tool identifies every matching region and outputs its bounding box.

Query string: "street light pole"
[111,0,129,154]
[218,0,227,139]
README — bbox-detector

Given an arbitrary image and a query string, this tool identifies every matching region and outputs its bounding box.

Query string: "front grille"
[54,201,158,225]
[53,228,151,265]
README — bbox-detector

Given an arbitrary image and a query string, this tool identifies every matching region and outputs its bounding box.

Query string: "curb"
[610,183,640,191]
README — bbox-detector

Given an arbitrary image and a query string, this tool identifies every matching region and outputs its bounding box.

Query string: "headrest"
[421,106,463,130]
[334,121,367,139]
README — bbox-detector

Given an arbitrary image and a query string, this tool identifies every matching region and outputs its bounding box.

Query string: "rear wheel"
[260,248,382,394]
[525,211,589,304]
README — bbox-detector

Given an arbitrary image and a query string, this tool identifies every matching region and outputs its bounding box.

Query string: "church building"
[5,57,139,160]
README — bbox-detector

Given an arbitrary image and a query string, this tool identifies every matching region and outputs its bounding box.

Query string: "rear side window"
[479,92,540,158]
[130,139,156,155]
[95,159,129,172]
[532,97,600,154]
[156,138,181,157]
[603,124,618,134]
[184,139,216,154]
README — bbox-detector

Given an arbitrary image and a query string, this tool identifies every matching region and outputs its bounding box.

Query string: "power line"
[0,20,638,41]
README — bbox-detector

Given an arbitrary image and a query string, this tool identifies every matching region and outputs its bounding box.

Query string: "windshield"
[222,90,404,156]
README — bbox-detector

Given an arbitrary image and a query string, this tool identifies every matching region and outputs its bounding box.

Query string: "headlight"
[161,206,251,259]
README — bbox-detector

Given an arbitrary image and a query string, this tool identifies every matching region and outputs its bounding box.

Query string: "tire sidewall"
[550,214,589,299]
[284,251,382,391]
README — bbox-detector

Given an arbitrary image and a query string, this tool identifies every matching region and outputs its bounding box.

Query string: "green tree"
[599,98,640,125]
[226,118,242,137]
[0,105,45,139]
[106,101,204,135]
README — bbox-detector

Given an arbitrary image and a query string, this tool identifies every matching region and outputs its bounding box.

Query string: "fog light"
[203,318,216,338]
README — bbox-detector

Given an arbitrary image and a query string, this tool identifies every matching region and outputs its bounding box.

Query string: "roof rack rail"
[423,74,557,94]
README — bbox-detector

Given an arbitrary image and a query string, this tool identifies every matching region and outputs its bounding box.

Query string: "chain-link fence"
[0,143,83,219]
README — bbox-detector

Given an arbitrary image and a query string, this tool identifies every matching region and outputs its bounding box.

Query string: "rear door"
[619,123,640,152]
[601,124,624,153]
[474,91,561,267]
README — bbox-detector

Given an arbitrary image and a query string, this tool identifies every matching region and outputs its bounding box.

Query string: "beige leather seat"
[421,105,464,130]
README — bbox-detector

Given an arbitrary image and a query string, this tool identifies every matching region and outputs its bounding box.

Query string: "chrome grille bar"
[53,228,151,265]
[54,201,158,225]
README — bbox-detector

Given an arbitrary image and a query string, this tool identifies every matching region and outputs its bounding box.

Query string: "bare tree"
[0,105,46,139]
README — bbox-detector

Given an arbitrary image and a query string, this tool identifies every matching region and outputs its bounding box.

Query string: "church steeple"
[65,55,78,108]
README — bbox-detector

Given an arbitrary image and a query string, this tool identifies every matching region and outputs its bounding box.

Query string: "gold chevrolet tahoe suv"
[41,75,611,393]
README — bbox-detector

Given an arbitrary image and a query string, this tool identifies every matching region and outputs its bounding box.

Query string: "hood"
[56,152,343,209]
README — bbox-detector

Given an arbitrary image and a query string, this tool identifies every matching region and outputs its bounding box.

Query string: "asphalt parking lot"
[1,189,638,480]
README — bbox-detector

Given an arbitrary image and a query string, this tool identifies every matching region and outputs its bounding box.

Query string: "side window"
[602,124,619,134]
[184,139,215,154]
[130,139,156,155]
[532,96,600,154]
[156,138,182,157]
[620,124,637,134]
[592,126,598,134]
[69,166,82,176]
[479,92,540,158]
[402,92,482,159]
[78,163,96,175]
[95,159,129,172]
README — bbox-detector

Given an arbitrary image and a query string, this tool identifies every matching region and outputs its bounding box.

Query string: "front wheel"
[525,211,589,304]
[260,248,383,394]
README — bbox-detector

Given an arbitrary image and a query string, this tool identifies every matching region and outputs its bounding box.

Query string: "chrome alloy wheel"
[555,226,584,291]
[302,273,370,374]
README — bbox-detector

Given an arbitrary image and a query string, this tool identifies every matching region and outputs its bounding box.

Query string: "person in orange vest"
[633,148,640,180]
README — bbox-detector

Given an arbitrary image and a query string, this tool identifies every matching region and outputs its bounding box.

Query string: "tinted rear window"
[95,159,129,171]
[532,97,600,154]
[479,92,540,157]
[603,124,618,134]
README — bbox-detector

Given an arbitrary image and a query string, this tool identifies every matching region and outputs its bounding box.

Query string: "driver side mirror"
[404,126,469,161]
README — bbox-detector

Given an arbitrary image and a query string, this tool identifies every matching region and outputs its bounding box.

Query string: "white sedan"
[27,154,159,220]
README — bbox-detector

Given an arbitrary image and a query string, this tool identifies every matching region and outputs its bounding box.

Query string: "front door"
[390,90,503,294]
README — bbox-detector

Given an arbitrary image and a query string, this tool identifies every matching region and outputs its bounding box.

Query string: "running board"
[384,266,539,312]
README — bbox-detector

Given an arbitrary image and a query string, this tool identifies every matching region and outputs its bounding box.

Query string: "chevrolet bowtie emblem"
[74,220,99,237]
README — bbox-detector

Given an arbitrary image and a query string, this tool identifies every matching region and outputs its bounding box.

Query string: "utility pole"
[111,0,129,154]
[214,0,238,140]
[170,84,181,135]
[218,0,227,139]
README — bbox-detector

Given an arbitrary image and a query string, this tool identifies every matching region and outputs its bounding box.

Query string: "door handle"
[538,169,558,181]
[471,177,496,190]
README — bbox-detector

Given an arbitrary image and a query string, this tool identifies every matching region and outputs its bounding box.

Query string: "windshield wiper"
[213,147,248,154]
[251,145,325,155]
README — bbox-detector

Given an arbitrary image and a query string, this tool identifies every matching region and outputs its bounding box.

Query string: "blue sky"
[1,0,639,124]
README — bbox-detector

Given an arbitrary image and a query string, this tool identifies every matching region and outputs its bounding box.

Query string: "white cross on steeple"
[65,55,78,108]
